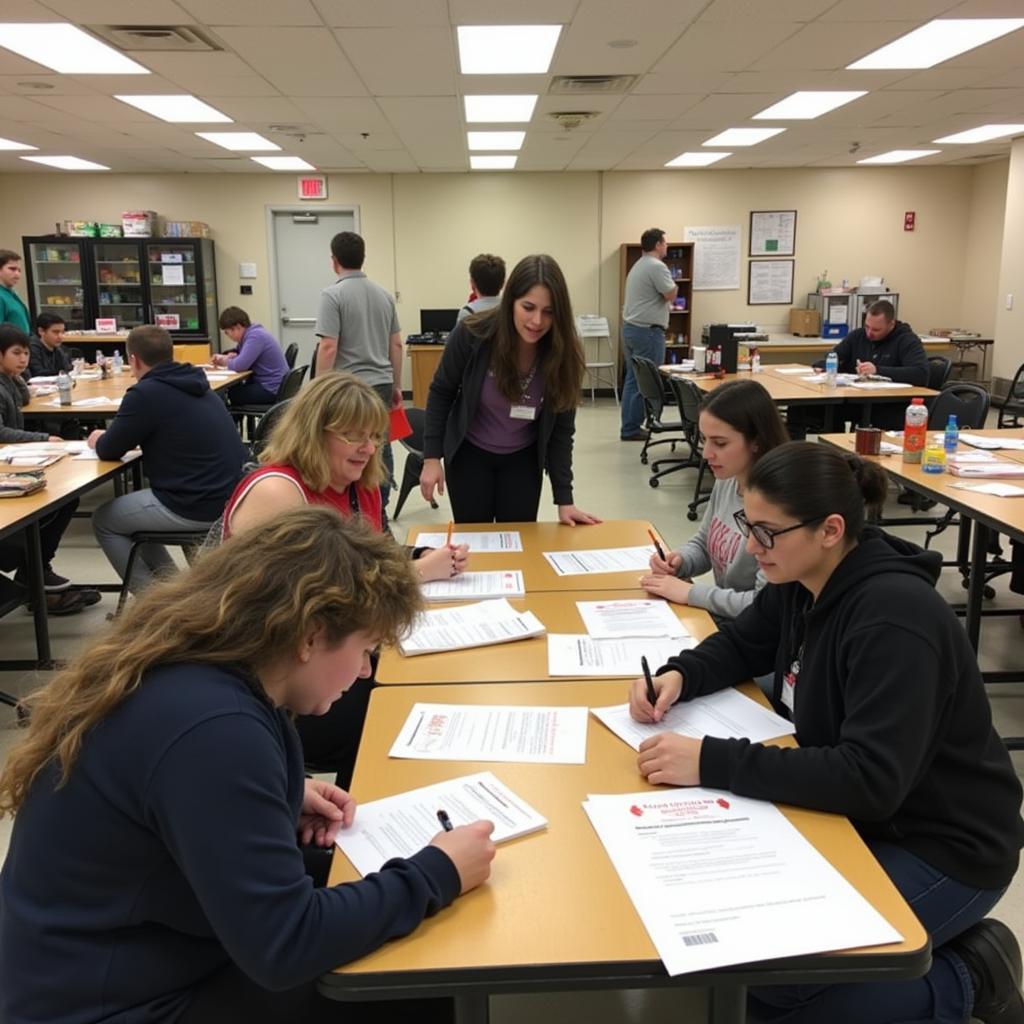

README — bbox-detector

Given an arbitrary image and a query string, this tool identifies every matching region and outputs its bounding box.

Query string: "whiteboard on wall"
[683,225,741,290]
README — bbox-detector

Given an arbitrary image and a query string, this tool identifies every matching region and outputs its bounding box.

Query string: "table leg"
[24,520,52,666]
[708,983,746,1024]
[454,993,489,1024]
[965,518,988,652]
[861,399,874,426]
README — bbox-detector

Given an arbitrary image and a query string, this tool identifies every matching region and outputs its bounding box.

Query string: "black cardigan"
[422,322,577,507]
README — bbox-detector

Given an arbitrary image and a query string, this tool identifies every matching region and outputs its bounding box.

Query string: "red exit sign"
[298,175,327,200]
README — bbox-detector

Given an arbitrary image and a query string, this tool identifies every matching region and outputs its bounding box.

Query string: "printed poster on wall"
[748,259,794,305]
[749,210,797,256]
[683,225,741,291]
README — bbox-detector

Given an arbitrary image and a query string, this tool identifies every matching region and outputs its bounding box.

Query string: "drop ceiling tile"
[0,75,99,96]
[446,0,578,23]
[334,130,405,150]
[355,150,419,172]
[0,49,57,76]
[175,0,323,25]
[206,97,308,124]
[666,92,782,129]
[882,68,1002,90]
[135,51,258,83]
[313,0,448,27]
[63,73,184,95]
[45,0,196,21]
[653,22,803,73]
[819,0,961,19]
[945,0,1024,14]
[752,22,923,71]
[633,71,736,94]
[552,15,692,76]
[293,97,391,133]
[821,90,946,125]
[32,94,159,121]
[0,0,58,16]
[609,94,702,121]
[333,27,456,96]
[699,0,841,21]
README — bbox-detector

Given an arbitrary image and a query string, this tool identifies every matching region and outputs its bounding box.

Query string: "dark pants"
[229,378,278,406]
[294,676,374,790]
[446,439,543,523]
[0,498,78,579]
[748,840,1005,1023]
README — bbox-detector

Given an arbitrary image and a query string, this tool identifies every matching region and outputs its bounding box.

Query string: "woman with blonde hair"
[0,507,495,1024]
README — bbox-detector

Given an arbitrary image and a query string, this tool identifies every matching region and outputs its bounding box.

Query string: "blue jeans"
[620,323,665,437]
[748,840,1006,1024]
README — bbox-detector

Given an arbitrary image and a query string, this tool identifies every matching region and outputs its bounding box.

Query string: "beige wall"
[994,138,1024,381]
[0,162,1008,385]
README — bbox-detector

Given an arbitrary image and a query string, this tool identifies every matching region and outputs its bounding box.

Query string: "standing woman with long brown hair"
[420,254,600,525]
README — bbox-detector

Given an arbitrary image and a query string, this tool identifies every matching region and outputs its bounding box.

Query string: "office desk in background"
[408,343,445,408]
[405,520,667,594]
[320,681,929,1024]
[376,588,716,685]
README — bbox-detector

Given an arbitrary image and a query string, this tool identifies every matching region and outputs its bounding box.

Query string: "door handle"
[281,316,316,325]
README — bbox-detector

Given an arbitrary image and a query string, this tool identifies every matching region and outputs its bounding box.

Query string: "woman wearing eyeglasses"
[221,372,469,783]
[630,441,1023,1024]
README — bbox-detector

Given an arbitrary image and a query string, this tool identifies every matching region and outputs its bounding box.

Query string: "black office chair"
[631,356,685,470]
[231,365,308,440]
[309,341,319,381]
[926,355,953,393]
[392,408,437,519]
[666,376,714,518]
[996,360,1024,428]
[251,398,293,458]
[284,342,299,369]
[116,530,210,615]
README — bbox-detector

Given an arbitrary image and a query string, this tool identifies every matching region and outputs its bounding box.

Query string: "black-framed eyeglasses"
[733,509,824,549]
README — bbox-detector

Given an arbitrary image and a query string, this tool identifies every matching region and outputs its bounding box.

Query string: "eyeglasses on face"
[328,430,386,448]
[733,509,824,549]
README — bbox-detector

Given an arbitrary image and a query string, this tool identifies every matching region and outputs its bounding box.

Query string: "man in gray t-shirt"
[620,228,677,441]
[315,231,402,513]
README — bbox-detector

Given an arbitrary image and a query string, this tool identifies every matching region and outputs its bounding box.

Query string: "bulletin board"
[749,210,797,257]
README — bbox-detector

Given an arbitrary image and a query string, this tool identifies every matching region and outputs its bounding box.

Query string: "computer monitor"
[420,308,459,335]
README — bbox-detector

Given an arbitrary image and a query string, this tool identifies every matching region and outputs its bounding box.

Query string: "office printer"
[701,323,757,373]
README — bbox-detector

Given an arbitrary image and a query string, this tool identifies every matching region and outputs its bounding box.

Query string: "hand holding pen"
[431,810,497,895]
[630,665,684,724]
[647,529,681,576]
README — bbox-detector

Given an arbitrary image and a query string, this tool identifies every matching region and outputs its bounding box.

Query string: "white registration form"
[420,570,526,602]
[47,396,121,408]
[399,599,545,656]
[951,481,1024,497]
[413,530,523,552]
[335,771,547,876]
[960,432,1024,451]
[591,689,795,750]
[543,546,654,576]
[773,366,814,374]
[389,702,588,764]
[576,599,689,639]
[583,789,901,976]
[547,635,690,677]
[0,441,86,457]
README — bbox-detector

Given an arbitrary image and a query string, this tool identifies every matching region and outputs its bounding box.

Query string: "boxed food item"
[98,223,123,237]
[122,210,158,237]
[163,220,211,238]
[789,308,821,337]
[65,221,99,237]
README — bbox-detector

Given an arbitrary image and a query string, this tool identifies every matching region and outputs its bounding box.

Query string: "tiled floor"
[1,399,1020,1023]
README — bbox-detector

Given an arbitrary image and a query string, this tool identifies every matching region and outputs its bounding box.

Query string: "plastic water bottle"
[57,370,72,407]
[944,414,959,454]
[902,397,928,464]
[112,350,123,374]
[94,348,103,367]
[751,347,762,373]
[825,350,838,388]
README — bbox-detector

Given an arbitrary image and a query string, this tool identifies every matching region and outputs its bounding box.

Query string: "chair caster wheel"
[687,511,698,521]
[983,585,996,600]
[649,478,659,488]
[640,455,648,465]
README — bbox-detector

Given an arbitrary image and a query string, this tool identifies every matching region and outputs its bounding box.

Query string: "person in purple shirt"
[213,306,289,405]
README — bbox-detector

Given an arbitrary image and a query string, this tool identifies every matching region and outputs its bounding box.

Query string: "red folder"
[389,406,413,443]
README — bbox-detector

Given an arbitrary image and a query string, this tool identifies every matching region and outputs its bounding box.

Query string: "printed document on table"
[413,530,523,552]
[948,462,1024,478]
[335,771,547,876]
[547,635,690,677]
[591,689,795,750]
[848,380,908,390]
[399,598,545,656]
[389,702,588,764]
[543,546,654,576]
[960,432,1024,451]
[576,599,688,639]
[583,789,901,976]
[951,481,1024,497]
[420,570,525,603]
[0,441,86,457]
[773,366,814,374]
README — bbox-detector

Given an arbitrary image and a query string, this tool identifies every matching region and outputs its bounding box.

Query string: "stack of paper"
[413,530,523,552]
[543,546,654,576]
[950,481,1024,497]
[334,771,547,876]
[547,635,688,677]
[420,570,526,602]
[960,432,1024,451]
[948,462,1024,478]
[399,598,544,656]
[576,598,688,639]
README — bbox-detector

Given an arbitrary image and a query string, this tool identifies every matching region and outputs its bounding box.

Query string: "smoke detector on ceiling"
[548,111,599,131]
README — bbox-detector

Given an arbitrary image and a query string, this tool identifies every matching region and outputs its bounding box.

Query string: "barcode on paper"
[681,932,719,947]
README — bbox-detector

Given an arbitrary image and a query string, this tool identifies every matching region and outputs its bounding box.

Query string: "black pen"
[436,809,453,832]
[641,655,657,708]
[647,528,666,563]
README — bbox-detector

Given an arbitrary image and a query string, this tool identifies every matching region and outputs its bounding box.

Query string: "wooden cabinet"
[408,344,444,408]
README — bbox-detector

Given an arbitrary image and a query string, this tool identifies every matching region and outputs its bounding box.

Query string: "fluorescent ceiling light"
[848,18,1024,70]
[470,155,517,170]
[467,131,525,151]
[933,123,1024,144]
[0,136,36,151]
[753,91,867,120]
[115,94,231,123]
[0,23,150,74]
[857,149,940,164]
[21,155,109,170]
[251,155,316,170]
[457,25,561,74]
[465,95,538,123]
[665,151,731,167]
[196,131,280,151]
[703,127,784,147]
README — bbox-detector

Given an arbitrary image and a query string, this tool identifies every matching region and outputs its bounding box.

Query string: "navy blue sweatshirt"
[0,664,461,1024]
[95,362,246,521]
[812,320,928,385]
[662,529,1023,891]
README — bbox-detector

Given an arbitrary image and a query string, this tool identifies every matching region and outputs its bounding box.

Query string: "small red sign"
[298,175,327,200]
[904,211,916,231]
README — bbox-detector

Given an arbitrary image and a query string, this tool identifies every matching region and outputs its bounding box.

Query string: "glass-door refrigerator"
[23,238,87,330]
[144,239,217,338]
[93,240,146,331]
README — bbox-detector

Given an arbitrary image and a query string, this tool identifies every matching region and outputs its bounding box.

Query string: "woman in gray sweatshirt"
[642,379,788,620]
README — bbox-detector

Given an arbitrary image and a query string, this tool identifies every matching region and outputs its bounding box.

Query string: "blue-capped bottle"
[825,350,838,388]
[944,413,959,454]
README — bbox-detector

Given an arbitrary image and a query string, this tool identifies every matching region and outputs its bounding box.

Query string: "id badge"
[781,665,797,713]
[510,404,536,421]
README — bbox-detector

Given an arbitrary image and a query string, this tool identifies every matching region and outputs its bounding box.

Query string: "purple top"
[466,364,544,454]
[226,324,288,394]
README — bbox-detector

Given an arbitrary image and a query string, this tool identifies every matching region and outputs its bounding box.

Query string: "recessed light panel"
[251,155,316,170]
[933,124,1024,144]
[457,25,561,74]
[753,91,867,120]
[0,23,150,74]
[196,132,280,151]
[21,155,109,170]
[470,155,517,169]
[857,150,941,164]
[464,96,538,123]
[0,136,36,151]
[703,127,785,147]
[665,151,731,167]
[115,95,232,123]
[848,18,1024,70]
[467,131,525,151]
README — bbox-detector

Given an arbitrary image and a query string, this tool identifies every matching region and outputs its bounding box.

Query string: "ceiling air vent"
[548,111,599,131]
[549,74,637,95]
[90,25,223,52]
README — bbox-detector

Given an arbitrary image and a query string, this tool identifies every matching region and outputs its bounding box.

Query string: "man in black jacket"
[788,300,929,436]
[25,313,73,379]
[87,325,246,592]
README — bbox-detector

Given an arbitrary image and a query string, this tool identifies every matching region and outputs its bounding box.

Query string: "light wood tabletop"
[376,589,717,685]
[404,520,671,593]
[323,681,928,1002]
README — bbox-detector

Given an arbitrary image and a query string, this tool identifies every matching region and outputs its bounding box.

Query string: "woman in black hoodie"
[631,441,1023,1024]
